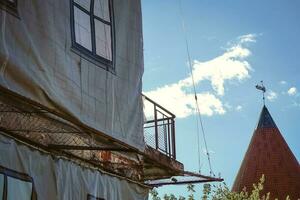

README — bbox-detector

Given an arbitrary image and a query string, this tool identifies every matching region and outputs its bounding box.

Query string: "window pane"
[74,0,91,11]
[74,6,92,51]
[0,174,4,199]
[7,176,32,200]
[94,0,110,22]
[95,20,112,60]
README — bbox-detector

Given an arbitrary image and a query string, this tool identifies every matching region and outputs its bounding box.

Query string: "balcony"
[142,95,223,185]
[143,95,176,159]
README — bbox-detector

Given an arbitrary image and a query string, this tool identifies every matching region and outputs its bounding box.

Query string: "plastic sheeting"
[0,133,149,200]
[7,177,33,200]
[0,174,3,198]
[0,0,145,150]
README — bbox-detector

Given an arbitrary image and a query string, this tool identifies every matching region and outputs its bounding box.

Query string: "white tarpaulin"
[0,133,149,200]
[0,0,145,150]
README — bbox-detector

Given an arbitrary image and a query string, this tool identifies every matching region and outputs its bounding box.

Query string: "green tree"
[149,175,290,200]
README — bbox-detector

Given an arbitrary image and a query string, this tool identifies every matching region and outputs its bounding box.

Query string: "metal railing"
[143,95,176,159]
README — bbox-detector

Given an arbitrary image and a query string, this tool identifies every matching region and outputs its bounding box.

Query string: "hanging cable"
[177,0,214,176]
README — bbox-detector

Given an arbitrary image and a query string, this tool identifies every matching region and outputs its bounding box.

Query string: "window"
[71,0,114,70]
[0,165,37,200]
[0,0,19,17]
[87,194,105,200]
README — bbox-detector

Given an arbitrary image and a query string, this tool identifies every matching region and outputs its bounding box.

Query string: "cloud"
[279,80,287,85]
[144,86,225,118]
[292,101,300,108]
[266,90,278,101]
[179,46,251,96]
[236,105,243,111]
[144,34,256,118]
[238,34,257,44]
[287,87,297,96]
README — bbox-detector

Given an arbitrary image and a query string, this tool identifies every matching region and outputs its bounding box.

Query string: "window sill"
[70,45,115,75]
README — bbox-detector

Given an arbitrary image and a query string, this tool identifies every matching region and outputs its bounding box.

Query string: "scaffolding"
[0,88,186,182]
[0,88,223,185]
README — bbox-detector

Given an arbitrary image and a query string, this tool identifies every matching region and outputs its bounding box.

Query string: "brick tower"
[232,106,300,199]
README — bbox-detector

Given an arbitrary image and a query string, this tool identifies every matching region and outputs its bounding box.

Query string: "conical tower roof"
[232,106,300,199]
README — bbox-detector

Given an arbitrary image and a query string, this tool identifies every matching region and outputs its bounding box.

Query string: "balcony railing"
[143,95,176,159]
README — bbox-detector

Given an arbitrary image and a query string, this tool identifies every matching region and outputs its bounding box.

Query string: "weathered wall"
[0,0,145,150]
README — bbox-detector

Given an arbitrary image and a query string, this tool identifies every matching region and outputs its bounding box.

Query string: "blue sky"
[141,0,300,198]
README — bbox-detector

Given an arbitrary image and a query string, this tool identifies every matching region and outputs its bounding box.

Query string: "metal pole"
[154,105,158,150]
[163,116,167,154]
[171,118,176,159]
[167,119,171,157]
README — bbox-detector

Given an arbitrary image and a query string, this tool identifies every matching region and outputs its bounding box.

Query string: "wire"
[177,0,214,176]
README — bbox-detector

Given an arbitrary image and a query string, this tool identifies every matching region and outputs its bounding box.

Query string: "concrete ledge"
[143,146,184,180]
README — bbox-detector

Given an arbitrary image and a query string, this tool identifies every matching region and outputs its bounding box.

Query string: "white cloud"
[144,85,225,118]
[238,34,257,44]
[292,101,300,108]
[279,80,287,85]
[179,46,252,96]
[266,90,278,101]
[287,87,297,96]
[144,34,256,118]
[236,105,243,111]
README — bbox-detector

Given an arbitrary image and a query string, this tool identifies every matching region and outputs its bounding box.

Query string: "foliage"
[149,175,290,200]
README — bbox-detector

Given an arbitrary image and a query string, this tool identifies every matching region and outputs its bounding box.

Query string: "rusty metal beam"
[146,178,224,187]
[47,145,135,152]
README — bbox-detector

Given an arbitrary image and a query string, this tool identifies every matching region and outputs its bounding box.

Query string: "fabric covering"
[0,133,149,200]
[0,174,3,198]
[7,177,33,200]
[0,0,145,150]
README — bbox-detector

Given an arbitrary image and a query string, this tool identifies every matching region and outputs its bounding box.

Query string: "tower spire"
[257,106,277,129]
[255,81,266,105]
[232,105,300,199]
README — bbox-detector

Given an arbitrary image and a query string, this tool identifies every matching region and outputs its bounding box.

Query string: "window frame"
[0,165,37,200]
[70,0,115,72]
[0,0,19,17]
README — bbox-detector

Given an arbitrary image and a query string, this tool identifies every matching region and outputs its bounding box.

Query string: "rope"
[177,0,214,176]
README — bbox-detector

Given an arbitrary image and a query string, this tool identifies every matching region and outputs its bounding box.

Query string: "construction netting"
[0,93,143,181]
[0,0,145,151]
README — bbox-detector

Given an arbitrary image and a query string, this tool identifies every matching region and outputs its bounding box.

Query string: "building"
[0,0,221,199]
[232,105,300,199]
